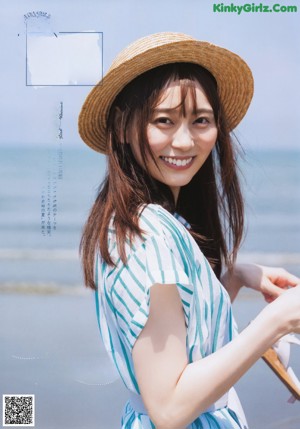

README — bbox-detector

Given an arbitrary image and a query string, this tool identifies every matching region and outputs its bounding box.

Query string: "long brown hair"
[80,63,244,290]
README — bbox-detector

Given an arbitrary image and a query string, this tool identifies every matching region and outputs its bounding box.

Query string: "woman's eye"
[155,117,172,125]
[194,117,209,125]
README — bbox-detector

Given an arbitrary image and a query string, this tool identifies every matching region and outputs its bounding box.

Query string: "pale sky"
[1,0,300,149]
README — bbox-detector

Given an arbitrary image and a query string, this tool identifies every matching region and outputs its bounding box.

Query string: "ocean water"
[0,145,300,287]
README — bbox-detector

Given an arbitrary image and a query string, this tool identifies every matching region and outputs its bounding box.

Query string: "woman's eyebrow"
[152,108,179,113]
[194,108,214,114]
[153,107,214,114]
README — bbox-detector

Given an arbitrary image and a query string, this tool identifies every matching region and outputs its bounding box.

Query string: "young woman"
[79,32,300,429]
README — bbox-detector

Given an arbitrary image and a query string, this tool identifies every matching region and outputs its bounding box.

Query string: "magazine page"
[1,1,299,428]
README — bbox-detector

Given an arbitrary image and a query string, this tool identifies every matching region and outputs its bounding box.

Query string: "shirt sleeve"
[109,230,194,352]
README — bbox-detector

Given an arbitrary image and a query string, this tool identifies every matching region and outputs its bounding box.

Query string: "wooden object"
[262,347,300,400]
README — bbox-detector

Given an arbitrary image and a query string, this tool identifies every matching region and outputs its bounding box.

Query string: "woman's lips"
[159,156,195,170]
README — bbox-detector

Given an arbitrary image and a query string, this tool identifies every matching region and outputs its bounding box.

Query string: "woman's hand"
[251,265,300,302]
[222,263,300,303]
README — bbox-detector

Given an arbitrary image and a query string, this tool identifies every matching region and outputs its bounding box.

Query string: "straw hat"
[79,32,254,154]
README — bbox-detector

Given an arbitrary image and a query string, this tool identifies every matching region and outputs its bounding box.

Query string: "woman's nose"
[171,124,194,151]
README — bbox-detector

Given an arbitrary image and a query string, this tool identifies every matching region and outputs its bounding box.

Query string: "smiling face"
[128,79,218,203]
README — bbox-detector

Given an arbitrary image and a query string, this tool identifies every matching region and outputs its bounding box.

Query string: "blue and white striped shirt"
[95,204,247,429]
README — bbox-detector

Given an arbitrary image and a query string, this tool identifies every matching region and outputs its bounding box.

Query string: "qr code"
[2,395,35,427]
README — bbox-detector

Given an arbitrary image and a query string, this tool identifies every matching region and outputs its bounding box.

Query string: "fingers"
[262,278,290,303]
[265,267,300,288]
[263,274,300,303]
[280,271,300,287]
[263,280,285,298]
[263,293,274,303]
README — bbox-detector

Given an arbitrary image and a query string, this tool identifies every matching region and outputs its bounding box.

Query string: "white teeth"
[161,157,193,166]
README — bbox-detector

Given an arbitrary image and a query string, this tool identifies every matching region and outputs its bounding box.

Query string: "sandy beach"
[1,286,300,429]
